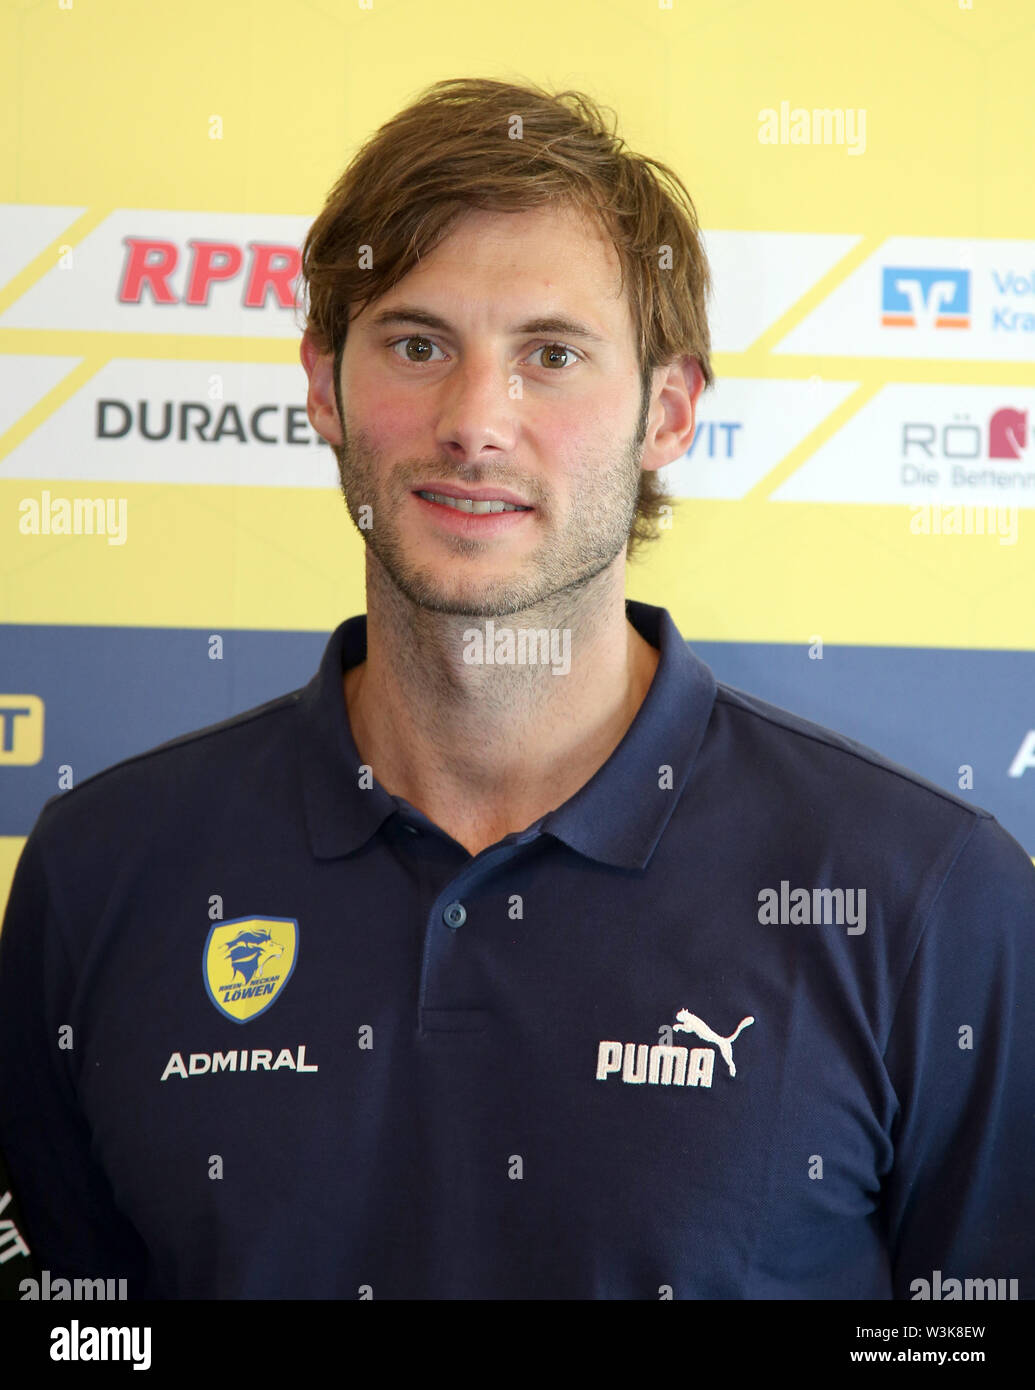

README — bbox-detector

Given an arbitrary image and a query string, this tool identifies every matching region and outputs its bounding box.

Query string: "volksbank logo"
[596,1009,755,1090]
[881,268,971,330]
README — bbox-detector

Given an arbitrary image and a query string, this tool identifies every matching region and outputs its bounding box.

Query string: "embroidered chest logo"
[203,916,299,1023]
[596,1009,755,1089]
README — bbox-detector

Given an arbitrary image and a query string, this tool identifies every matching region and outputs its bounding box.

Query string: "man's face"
[310,204,665,617]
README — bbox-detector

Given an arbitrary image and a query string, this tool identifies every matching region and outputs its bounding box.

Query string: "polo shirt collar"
[296,599,717,870]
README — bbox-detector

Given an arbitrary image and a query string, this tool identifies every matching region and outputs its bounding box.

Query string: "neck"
[343,552,660,855]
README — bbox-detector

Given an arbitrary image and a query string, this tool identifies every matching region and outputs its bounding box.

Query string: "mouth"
[411,485,536,537]
[414,490,532,515]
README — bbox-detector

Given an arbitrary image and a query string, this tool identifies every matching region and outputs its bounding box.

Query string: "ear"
[640,355,707,474]
[300,330,344,447]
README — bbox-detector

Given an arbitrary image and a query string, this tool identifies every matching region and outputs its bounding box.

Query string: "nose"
[433,350,519,462]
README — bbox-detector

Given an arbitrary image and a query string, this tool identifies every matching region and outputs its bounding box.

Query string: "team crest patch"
[203,917,298,1024]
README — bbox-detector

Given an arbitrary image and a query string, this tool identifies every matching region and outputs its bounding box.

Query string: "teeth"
[417,491,527,513]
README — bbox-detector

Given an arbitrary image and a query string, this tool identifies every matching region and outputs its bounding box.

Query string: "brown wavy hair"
[299,76,713,556]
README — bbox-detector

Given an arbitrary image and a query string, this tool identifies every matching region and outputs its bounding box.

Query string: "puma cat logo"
[672,1009,755,1077]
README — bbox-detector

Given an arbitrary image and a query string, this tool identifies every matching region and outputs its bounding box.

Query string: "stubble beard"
[333,398,650,621]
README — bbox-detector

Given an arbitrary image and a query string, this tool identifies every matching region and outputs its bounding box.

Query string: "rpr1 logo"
[118,238,300,308]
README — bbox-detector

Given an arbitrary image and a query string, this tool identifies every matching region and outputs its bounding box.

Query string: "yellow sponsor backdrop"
[2,0,1034,904]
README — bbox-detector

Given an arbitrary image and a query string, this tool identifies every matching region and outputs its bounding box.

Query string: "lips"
[413,482,532,509]
[416,491,528,514]
[411,487,535,534]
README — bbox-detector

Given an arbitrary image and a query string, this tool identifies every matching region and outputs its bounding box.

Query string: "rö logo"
[901,406,1029,463]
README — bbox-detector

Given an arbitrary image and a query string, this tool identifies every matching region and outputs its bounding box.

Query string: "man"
[1,77,1033,1301]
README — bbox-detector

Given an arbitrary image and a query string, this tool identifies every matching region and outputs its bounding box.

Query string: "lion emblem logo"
[203,916,299,1023]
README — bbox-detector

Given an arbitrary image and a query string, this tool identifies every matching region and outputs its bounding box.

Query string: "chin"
[411,587,530,618]
[397,569,544,618]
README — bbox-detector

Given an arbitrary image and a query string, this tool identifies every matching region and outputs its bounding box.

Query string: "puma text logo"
[596,1007,756,1090]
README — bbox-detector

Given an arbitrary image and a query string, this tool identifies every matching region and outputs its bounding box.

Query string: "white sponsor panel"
[776,236,1035,360]
[0,212,859,350]
[660,376,858,499]
[0,209,310,337]
[0,205,87,288]
[0,356,83,439]
[703,230,860,351]
[1,359,339,486]
[773,384,1035,507]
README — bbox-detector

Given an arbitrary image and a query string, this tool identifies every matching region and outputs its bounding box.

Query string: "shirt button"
[403,824,420,835]
[443,901,467,930]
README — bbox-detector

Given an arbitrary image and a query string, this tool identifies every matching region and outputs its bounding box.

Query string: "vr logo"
[881,267,971,329]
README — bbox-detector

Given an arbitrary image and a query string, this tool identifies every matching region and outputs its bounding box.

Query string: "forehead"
[355,203,631,339]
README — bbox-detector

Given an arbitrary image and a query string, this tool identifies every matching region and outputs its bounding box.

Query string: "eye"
[389,335,446,364]
[529,343,581,370]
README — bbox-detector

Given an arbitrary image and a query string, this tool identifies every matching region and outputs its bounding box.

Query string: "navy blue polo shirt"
[1,600,1033,1300]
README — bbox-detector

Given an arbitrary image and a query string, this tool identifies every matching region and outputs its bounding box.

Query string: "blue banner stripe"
[2,625,1032,853]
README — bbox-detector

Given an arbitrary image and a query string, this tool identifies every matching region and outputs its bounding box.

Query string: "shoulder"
[704,680,1035,901]
[30,688,304,862]
[712,679,988,818]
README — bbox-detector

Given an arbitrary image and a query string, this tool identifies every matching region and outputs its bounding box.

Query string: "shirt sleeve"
[882,812,1035,1299]
[0,825,149,1295]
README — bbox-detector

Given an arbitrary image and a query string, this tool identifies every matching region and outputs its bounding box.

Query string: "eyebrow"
[365,304,610,345]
